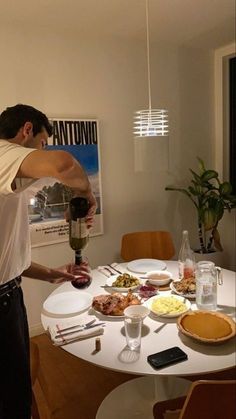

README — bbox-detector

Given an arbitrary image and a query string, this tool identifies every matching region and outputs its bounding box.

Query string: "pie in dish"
[177,311,236,344]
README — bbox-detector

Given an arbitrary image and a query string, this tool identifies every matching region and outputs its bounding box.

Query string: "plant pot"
[194,250,224,267]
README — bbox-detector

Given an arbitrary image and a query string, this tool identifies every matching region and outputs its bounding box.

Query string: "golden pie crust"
[177,311,236,344]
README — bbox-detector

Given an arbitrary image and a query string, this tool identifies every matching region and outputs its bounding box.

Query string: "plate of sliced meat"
[92,290,141,318]
[170,277,196,299]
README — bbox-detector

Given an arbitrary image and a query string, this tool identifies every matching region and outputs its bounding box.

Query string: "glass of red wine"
[71,252,92,289]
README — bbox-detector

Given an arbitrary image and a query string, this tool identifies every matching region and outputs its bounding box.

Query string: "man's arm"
[17,149,97,217]
[23,261,91,284]
[16,149,90,195]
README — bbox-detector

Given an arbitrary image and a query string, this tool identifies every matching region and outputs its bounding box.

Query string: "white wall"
[0,23,234,334]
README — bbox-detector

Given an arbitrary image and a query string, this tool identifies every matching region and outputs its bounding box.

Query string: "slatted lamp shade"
[134,0,169,138]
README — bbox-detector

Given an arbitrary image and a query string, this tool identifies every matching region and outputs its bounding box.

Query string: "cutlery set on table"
[97,263,124,277]
[48,317,105,346]
[43,259,236,350]
[44,259,188,346]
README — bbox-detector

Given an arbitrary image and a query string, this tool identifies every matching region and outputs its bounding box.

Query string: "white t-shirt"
[0,140,54,284]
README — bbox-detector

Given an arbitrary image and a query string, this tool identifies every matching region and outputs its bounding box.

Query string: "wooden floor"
[32,334,236,419]
[31,333,137,419]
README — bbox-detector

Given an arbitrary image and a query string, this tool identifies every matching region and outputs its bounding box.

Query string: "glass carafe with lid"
[195,261,223,311]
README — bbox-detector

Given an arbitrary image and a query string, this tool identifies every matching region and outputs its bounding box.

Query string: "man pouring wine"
[0,104,97,419]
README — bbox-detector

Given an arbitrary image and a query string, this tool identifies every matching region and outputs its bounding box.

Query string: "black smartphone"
[147,346,188,369]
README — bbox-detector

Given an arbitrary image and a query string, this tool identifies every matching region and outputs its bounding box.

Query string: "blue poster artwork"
[29,119,103,247]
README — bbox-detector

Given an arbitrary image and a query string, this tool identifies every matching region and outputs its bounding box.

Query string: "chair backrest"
[120,231,175,261]
[180,380,236,419]
[153,380,236,419]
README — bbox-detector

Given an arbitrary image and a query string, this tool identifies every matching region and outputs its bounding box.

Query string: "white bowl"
[124,305,150,320]
[144,295,191,318]
[146,270,173,286]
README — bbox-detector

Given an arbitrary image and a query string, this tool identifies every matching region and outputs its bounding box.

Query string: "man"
[0,104,97,419]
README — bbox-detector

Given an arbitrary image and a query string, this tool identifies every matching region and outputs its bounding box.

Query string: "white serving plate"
[144,294,191,318]
[106,274,141,292]
[43,291,92,317]
[170,281,196,299]
[127,259,166,274]
[92,307,125,319]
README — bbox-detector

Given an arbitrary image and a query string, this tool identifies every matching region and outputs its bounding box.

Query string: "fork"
[56,319,96,333]
[103,267,116,276]
[55,322,106,338]
[107,264,123,274]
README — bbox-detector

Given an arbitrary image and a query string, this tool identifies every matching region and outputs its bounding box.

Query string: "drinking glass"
[195,261,223,311]
[124,315,142,351]
[70,256,92,289]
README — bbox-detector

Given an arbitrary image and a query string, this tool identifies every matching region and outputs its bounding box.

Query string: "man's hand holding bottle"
[64,190,97,229]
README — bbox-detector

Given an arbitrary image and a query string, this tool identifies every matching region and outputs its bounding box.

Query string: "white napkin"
[48,316,104,346]
[97,263,124,277]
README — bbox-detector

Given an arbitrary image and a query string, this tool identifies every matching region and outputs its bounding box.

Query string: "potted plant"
[165,157,236,254]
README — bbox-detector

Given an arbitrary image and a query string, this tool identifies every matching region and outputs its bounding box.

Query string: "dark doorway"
[229,56,236,193]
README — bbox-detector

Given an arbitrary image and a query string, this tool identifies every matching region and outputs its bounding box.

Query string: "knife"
[56,319,96,333]
[108,264,123,274]
[55,322,105,339]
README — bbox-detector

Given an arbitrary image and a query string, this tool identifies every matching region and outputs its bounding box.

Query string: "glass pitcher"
[195,261,223,311]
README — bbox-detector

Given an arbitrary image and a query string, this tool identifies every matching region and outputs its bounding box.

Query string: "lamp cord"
[146,0,152,111]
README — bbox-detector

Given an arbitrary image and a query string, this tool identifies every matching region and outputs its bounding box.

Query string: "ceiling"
[0,0,235,49]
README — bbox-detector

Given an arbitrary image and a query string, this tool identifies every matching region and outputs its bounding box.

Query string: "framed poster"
[29,118,103,247]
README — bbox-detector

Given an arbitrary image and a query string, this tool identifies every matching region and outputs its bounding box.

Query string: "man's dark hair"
[0,104,53,138]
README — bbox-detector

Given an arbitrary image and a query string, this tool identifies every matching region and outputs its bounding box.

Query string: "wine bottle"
[178,230,195,279]
[69,197,91,289]
[69,197,89,254]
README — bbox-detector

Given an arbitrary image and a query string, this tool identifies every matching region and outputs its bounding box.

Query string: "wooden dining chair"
[153,380,236,419]
[96,376,191,419]
[120,231,175,261]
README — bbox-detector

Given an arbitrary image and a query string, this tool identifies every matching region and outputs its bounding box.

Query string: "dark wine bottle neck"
[75,250,83,265]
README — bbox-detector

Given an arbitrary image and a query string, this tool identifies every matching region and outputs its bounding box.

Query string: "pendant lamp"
[134,0,169,138]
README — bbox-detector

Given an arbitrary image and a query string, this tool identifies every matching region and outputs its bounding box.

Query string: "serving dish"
[127,259,166,274]
[92,291,141,317]
[177,311,236,344]
[146,270,173,286]
[170,280,196,299]
[138,285,157,298]
[144,295,191,318]
[105,273,141,292]
[43,291,92,317]
[92,308,125,319]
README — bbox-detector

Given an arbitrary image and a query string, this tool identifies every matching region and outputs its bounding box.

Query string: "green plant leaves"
[165,157,236,252]
[219,182,232,195]
[189,169,201,183]
[202,208,217,231]
[200,170,218,182]
[188,186,200,195]
[197,157,206,174]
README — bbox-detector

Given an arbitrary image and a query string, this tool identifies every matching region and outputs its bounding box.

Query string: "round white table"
[41,261,236,377]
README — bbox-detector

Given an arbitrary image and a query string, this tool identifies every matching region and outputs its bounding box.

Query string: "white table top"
[41,261,236,377]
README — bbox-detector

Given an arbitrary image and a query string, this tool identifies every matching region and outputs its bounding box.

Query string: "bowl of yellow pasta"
[144,294,191,318]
